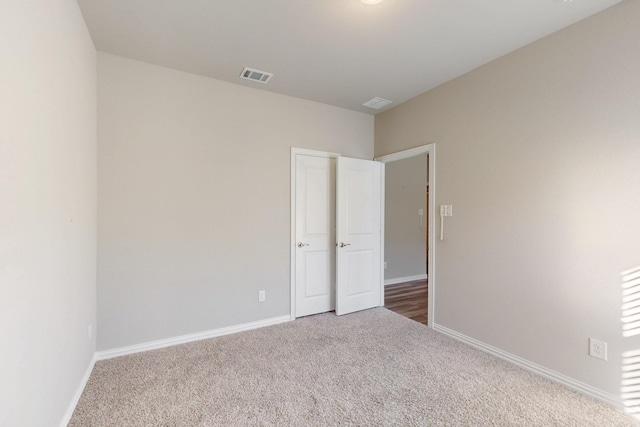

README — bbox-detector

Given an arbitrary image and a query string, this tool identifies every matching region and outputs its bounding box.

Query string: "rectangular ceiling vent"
[362,97,392,110]
[240,67,273,84]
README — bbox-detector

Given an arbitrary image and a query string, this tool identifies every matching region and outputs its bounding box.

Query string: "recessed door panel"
[347,169,374,235]
[304,251,330,298]
[346,250,374,296]
[304,166,329,236]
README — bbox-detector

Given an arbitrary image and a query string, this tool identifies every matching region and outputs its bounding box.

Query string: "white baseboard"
[60,353,96,427]
[61,315,291,425]
[432,323,622,410]
[96,315,291,361]
[384,274,427,286]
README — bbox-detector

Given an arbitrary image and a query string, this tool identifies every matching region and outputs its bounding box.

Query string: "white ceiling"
[77,0,622,114]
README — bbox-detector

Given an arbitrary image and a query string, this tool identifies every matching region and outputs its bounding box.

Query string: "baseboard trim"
[59,353,96,427]
[384,274,427,286]
[96,315,291,361]
[432,323,622,410]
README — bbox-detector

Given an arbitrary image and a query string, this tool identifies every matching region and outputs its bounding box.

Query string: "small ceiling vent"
[240,67,273,84]
[362,97,392,110]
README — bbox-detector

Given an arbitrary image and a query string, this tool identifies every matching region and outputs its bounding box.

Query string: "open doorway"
[376,145,435,327]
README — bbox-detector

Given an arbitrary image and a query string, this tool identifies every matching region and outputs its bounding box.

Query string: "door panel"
[346,249,374,295]
[304,166,329,234]
[346,169,374,234]
[304,251,330,297]
[336,157,382,316]
[295,155,335,317]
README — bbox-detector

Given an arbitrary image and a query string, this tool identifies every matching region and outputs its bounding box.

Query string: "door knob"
[297,242,310,248]
[339,242,351,248]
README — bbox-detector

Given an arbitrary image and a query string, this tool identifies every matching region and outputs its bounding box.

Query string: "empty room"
[2,0,640,425]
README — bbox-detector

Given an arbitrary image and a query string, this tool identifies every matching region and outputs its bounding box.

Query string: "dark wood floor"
[384,280,428,325]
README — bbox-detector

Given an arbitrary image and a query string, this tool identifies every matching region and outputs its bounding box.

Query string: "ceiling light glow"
[361,0,384,5]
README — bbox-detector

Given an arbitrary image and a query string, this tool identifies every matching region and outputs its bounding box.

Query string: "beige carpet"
[70,308,638,426]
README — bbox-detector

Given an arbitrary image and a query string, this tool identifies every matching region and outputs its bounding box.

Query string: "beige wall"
[384,154,428,281]
[98,53,373,350]
[0,0,97,425]
[375,0,640,398]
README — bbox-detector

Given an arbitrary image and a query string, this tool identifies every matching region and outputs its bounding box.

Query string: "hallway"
[384,280,428,325]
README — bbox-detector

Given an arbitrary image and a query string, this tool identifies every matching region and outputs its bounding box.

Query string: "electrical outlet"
[589,338,607,360]
[384,262,387,269]
[258,290,266,302]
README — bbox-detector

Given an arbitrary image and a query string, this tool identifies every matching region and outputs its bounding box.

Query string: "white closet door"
[335,157,383,316]
[295,155,336,317]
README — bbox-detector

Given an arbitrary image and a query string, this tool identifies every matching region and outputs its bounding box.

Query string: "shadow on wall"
[621,265,640,417]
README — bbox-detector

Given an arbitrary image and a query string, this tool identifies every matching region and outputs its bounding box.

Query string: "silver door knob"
[339,242,351,248]
[297,242,310,248]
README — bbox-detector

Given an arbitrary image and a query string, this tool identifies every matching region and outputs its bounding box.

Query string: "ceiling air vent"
[362,97,392,110]
[240,67,273,84]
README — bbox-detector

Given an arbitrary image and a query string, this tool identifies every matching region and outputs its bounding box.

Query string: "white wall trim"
[59,354,96,427]
[375,143,436,328]
[290,147,340,321]
[433,323,623,410]
[375,145,430,163]
[379,164,386,307]
[291,147,340,158]
[427,145,436,328]
[384,274,428,286]
[96,315,291,361]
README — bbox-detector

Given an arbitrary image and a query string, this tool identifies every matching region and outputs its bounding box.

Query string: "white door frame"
[290,147,340,321]
[375,143,436,328]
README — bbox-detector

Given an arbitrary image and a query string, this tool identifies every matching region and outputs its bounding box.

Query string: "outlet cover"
[384,262,387,269]
[589,338,607,360]
[258,290,266,302]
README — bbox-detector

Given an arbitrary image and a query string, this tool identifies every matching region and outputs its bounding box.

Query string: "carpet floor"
[70,308,638,426]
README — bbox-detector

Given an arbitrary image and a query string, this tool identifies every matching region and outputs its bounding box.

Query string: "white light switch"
[418,209,424,216]
[440,205,453,217]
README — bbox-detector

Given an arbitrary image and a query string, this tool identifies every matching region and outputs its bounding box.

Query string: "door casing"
[375,143,436,328]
